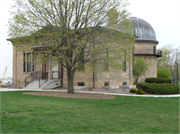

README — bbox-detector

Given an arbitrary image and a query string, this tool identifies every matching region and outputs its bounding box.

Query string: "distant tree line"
[157,44,180,80]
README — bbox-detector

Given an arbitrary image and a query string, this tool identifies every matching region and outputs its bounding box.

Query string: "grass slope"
[1,91,179,133]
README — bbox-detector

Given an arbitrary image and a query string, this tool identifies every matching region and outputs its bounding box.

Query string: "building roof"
[7,26,134,45]
[129,17,157,42]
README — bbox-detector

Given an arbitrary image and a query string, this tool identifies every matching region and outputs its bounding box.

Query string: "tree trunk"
[67,68,75,94]
[135,76,139,83]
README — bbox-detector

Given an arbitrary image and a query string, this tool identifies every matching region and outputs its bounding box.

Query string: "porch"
[24,46,63,88]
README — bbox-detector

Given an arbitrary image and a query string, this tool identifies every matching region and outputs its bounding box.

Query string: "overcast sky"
[0,0,180,78]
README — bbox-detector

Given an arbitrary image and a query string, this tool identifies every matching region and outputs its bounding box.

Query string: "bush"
[136,89,144,94]
[137,83,179,94]
[130,88,136,93]
[157,68,172,78]
[145,78,171,83]
[133,82,138,86]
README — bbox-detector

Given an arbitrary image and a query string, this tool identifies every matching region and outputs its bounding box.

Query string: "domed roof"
[129,17,156,41]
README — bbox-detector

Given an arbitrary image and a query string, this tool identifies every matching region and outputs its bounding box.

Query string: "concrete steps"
[25,80,46,89]
[25,79,61,89]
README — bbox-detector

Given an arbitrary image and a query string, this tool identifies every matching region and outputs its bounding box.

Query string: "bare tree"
[8,0,135,93]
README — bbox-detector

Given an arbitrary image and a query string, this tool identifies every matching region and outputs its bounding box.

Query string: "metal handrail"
[25,71,43,87]
[39,72,49,88]
[25,72,35,87]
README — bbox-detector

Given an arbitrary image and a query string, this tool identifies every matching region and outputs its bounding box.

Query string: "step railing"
[39,72,49,88]
[25,71,43,87]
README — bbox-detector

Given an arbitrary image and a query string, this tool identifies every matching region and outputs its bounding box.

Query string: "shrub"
[157,68,172,78]
[145,78,171,83]
[136,89,144,94]
[137,83,179,94]
[133,82,138,86]
[130,88,136,93]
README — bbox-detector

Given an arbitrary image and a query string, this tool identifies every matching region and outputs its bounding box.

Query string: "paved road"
[0,88,180,97]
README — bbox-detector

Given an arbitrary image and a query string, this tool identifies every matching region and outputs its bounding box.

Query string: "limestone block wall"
[12,40,134,88]
[134,42,157,50]
[63,60,133,89]
[12,46,17,86]
[95,71,130,88]
[63,69,93,88]
[13,45,43,87]
[133,41,158,82]
[13,46,31,87]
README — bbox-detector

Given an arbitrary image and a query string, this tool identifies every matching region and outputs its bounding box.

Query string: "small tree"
[133,58,149,83]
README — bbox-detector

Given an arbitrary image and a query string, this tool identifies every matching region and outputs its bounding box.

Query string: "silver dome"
[129,17,156,41]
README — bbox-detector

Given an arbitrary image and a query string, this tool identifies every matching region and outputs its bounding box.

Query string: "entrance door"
[52,61,59,79]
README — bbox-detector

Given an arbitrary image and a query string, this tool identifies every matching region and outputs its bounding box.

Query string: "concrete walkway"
[0,88,180,97]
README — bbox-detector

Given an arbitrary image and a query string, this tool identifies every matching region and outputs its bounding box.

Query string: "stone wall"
[12,41,159,88]
[134,42,156,50]
[12,45,43,87]
[12,46,17,86]
[133,42,158,82]
[63,59,133,89]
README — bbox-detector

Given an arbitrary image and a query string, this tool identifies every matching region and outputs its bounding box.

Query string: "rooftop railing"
[133,49,162,57]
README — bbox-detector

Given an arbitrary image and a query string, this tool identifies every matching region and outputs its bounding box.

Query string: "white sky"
[0,0,180,78]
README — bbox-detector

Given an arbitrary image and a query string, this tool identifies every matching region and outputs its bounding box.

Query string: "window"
[78,82,84,86]
[27,53,31,72]
[104,82,109,86]
[78,50,84,70]
[123,82,127,85]
[153,46,156,55]
[122,52,126,71]
[104,49,108,70]
[23,53,26,72]
[32,53,34,71]
[24,52,33,72]
[132,45,134,54]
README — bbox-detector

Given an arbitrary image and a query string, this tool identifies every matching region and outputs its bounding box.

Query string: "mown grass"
[1,91,179,133]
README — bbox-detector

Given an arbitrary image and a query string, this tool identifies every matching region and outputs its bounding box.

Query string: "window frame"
[27,53,32,72]
[78,50,85,70]
[23,53,26,72]
[23,52,34,72]
[104,48,108,71]
[122,52,126,71]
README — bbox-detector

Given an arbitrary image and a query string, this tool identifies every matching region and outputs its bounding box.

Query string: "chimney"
[107,9,118,30]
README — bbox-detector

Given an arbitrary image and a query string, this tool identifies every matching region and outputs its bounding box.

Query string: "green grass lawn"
[1,91,179,133]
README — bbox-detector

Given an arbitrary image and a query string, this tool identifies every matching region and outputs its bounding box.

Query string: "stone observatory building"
[130,17,162,82]
[7,15,162,89]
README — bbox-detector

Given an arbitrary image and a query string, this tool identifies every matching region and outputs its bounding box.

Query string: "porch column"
[49,53,53,80]
[43,62,46,79]
[34,52,36,80]
[59,61,62,80]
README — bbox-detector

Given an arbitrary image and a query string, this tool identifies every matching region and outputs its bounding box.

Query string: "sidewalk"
[0,88,180,97]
